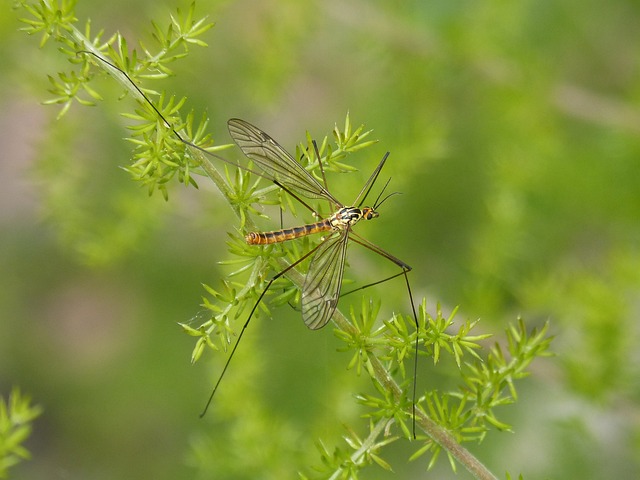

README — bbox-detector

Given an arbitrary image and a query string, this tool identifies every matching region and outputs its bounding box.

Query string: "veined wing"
[228,118,341,205]
[301,230,349,330]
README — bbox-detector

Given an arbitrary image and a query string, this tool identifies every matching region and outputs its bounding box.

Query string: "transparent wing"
[228,118,341,205]
[301,230,349,330]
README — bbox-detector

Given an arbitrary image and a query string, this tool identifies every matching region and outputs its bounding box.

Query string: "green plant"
[0,388,42,479]
[17,1,552,478]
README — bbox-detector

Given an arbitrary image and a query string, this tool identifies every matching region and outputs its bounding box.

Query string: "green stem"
[328,418,390,480]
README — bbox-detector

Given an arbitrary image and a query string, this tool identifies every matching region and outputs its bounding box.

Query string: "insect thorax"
[329,206,379,230]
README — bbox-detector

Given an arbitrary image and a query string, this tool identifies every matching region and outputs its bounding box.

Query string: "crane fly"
[213,119,419,434]
[229,118,408,330]
[78,51,420,436]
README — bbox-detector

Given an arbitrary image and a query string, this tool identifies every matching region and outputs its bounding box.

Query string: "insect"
[210,118,420,435]
[79,51,419,435]
[228,118,411,330]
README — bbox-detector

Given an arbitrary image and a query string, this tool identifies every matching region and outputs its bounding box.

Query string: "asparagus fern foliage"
[17,1,552,478]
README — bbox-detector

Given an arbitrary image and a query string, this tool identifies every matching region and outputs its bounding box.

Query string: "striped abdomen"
[246,219,333,245]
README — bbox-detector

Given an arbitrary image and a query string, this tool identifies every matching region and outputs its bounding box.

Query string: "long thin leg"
[402,268,419,439]
[312,140,333,214]
[340,269,408,297]
[78,51,264,179]
[199,234,337,417]
[354,152,390,207]
[345,231,420,438]
[273,180,324,218]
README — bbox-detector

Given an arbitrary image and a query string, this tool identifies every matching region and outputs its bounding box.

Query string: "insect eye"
[363,208,377,220]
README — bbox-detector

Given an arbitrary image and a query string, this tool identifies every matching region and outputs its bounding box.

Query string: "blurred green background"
[2,0,640,478]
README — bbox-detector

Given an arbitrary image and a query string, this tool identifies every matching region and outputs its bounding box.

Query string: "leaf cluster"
[18,0,216,199]
[0,388,42,479]
[311,301,552,477]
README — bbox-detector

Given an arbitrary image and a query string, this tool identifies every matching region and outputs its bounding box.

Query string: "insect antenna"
[370,177,402,211]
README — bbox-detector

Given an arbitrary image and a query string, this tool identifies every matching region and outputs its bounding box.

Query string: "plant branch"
[64,24,239,218]
[367,341,498,480]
